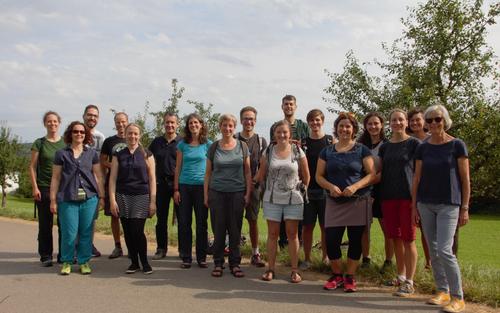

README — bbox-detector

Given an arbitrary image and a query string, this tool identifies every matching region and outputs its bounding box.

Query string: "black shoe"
[125,263,140,274]
[143,264,153,275]
[41,259,53,267]
[92,245,101,258]
[360,257,371,268]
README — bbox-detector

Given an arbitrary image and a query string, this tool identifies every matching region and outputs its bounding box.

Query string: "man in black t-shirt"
[149,113,181,260]
[100,112,128,259]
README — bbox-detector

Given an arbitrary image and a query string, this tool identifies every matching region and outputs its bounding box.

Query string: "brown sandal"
[211,266,223,278]
[261,269,275,281]
[230,266,245,278]
[290,270,302,283]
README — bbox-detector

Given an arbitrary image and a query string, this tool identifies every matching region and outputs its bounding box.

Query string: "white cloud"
[15,43,44,58]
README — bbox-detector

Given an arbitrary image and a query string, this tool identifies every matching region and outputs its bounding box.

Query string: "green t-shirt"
[31,137,66,187]
[208,140,249,192]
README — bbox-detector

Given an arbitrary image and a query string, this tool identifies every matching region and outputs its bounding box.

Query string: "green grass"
[2,194,499,307]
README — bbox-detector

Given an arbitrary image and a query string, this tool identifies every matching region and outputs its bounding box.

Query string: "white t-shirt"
[90,129,105,153]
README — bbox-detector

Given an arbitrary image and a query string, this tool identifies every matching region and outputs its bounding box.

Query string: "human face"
[83,108,99,129]
[337,118,354,141]
[307,115,324,133]
[164,115,178,135]
[71,125,86,145]
[281,100,296,118]
[241,111,256,132]
[188,117,202,136]
[409,112,424,133]
[389,111,407,134]
[220,120,235,138]
[425,110,445,134]
[44,114,60,134]
[366,116,383,138]
[114,114,128,137]
[126,125,141,147]
[273,124,290,143]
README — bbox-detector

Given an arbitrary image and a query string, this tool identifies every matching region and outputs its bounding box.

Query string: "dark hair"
[333,112,359,139]
[63,121,93,145]
[114,112,128,121]
[163,112,178,121]
[239,106,257,119]
[407,107,428,133]
[183,113,208,144]
[84,104,99,115]
[358,112,386,146]
[42,111,61,124]
[282,95,296,104]
[306,109,324,122]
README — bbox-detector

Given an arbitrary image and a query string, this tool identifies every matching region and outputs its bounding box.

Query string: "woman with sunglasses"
[50,121,104,275]
[29,111,66,267]
[109,123,156,274]
[412,105,470,313]
[316,112,375,292]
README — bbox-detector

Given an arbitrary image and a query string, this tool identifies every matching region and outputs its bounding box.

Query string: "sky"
[1,0,499,143]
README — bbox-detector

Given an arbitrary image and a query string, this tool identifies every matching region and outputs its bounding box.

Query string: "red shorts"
[381,199,416,241]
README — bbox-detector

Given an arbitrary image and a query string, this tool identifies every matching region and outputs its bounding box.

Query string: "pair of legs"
[120,217,149,268]
[325,225,364,275]
[208,190,244,269]
[382,199,417,282]
[178,184,208,265]
[58,196,97,265]
[302,197,326,263]
[155,182,178,253]
[245,186,261,258]
[418,202,463,299]
[362,218,394,264]
[36,186,61,263]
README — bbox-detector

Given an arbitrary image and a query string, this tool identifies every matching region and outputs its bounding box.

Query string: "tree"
[324,0,500,205]
[0,125,24,208]
[182,100,221,141]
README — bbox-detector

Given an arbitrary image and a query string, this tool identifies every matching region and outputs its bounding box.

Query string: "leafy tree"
[182,100,221,141]
[0,125,25,208]
[324,0,500,205]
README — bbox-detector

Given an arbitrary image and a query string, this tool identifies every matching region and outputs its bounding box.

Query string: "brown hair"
[359,112,386,146]
[333,112,359,139]
[282,95,296,104]
[239,106,257,119]
[183,113,208,144]
[407,107,428,133]
[306,109,325,122]
[83,104,99,115]
[63,121,93,145]
[42,111,61,124]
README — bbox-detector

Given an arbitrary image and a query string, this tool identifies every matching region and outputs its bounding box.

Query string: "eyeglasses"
[242,117,255,122]
[425,117,443,124]
[72,130,85,134]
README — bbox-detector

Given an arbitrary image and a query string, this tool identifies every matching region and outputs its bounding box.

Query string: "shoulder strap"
[208,140,219,164]
[36,137,47,171]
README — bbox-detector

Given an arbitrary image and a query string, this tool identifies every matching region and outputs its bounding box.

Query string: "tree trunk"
[1,188,6,209]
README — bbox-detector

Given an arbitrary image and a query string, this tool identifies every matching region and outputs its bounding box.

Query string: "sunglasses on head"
[425,117,443,124]
[72,130,85,134]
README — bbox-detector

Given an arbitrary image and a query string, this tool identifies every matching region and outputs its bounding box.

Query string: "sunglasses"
[425,117,443,124]
[72,130,85,134]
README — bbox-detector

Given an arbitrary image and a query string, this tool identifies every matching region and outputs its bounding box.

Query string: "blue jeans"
[178,184,208,264]
[58,196,98,264]
[418,202,463,299]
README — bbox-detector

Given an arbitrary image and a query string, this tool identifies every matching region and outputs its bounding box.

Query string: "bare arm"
[203,159,212,208]
[49,165,62,214]
[299,156,310,187]
[108,156,119,217]
[146,155,157,217]
[457,157,470,226]
[173,150,183,205]
[29,150,41,201]
[315,158,342,197]
[243,156,252,205]
[92,163,105,210]
[99,153,110,176]
[253,155,267,184]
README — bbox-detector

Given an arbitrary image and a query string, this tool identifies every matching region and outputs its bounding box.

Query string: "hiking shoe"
[323,275,344,290]
[251,253,265,267]
[41,259,53,267]
[343,276,357,292]
[152,249,166,260]
[79,263,92,275]
[379,260,393,274]
[384,276,404,286]
[360,257,371,269]
[60,262,71,275]
[143,264,153,275]
[299,260,311,270]
[109,247,123,259]
[442,298,465,313]
[427,291,451,306]
[92,245,101,258]
[125,264,140,274]
[393,281,415,297]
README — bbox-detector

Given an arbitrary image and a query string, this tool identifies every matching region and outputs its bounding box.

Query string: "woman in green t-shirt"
[29,111,66,267]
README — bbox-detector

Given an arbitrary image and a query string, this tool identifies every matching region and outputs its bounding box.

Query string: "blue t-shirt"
[177,139,213,185]
[415,139,468,205]
[318,143,372,201]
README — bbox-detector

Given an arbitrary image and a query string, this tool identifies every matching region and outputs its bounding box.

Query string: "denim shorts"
[263,201,303,222]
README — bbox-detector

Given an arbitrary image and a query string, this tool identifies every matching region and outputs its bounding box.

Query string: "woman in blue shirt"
[50,121,104,275]
[412,105,470,313]
[174,113,213,269]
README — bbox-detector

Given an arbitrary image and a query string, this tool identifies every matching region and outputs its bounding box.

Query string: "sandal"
[211,266,223,278]
[261,269,275,281]
[230,266,245,278]
[290,270,302,283]
[180,262,191,269]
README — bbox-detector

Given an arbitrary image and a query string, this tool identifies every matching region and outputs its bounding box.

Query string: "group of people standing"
[29,95,470,313]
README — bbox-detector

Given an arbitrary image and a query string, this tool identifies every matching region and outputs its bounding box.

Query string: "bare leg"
[285,220,300,270]
[379,218,394,262]
[394,238,405,277]
[248,219,259,250]
[404,240,418,281]
[265,220,280,270]
[302,224,314,262]
[111,216,121,245]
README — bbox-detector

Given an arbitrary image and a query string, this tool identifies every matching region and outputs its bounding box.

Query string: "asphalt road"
[0,217,452,313]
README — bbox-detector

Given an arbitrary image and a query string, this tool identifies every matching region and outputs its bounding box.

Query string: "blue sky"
[1,0,499,142]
